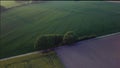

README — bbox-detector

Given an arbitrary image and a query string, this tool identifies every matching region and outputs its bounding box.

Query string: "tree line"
[35,31,96,52]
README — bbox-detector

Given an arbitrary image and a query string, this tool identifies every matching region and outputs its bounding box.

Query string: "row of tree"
[15,0,106,1]
[35,31,96,51]
[35,31,78,50]
[14,0,107,3]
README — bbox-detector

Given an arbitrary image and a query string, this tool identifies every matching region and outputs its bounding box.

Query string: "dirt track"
[55,33,120,68]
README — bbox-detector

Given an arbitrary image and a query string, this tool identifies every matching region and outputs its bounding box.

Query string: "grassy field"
[0,52,64,68]
[0,1,120,59]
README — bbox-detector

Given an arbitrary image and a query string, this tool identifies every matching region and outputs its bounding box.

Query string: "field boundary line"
[0,51,41,61]
[97,32,120,38]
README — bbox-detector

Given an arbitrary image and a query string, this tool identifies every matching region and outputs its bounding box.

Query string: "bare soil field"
[56,33,120,68]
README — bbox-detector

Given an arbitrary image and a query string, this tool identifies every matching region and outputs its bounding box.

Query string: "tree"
[63,31,78,45]
[35,34,63,50]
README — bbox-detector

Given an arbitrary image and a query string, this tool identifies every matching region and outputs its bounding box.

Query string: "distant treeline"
[2,0,116,1]
[1,0,119,1]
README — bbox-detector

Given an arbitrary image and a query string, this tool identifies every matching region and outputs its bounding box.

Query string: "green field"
[0,52,64,68]
[1,1,120,59]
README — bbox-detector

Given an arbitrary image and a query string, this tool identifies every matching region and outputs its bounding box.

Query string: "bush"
[63,31,78,45]
[35,34,63,50]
